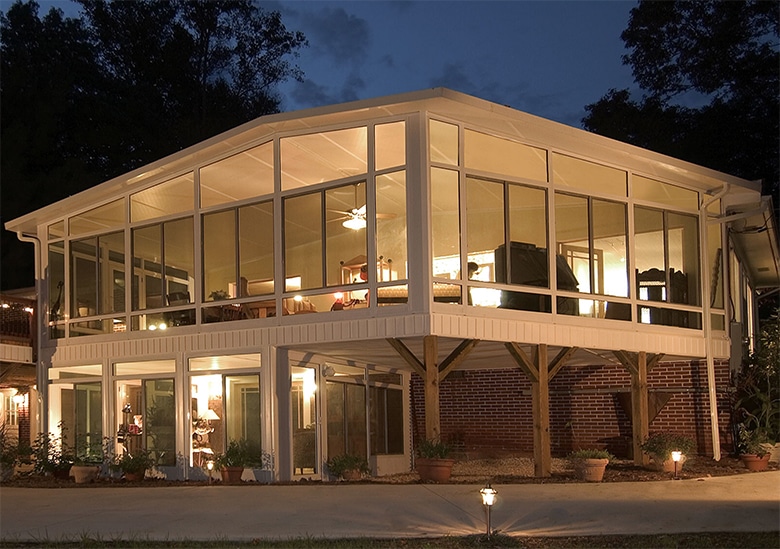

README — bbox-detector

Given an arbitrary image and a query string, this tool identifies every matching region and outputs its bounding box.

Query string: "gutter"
[15,231,45,435]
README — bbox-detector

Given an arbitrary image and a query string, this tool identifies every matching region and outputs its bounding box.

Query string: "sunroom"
[7,88,778,481]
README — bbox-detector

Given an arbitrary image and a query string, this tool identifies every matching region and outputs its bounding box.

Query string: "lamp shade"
[202,409,220,421]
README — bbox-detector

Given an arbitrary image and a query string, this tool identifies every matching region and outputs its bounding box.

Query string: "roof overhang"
[721,196,780,289]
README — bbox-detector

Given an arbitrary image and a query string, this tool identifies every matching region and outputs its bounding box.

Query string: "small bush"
[640,432,695,460]
[567,448,614,461]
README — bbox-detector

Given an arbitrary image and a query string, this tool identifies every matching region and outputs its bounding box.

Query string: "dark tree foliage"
[583,0,779,200]
[0,0,306,290]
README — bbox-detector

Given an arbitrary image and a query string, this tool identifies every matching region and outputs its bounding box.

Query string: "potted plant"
[640,432,695,473]
[736,424,771,471]
[209,289,229,301]
[415,438,455,483]
[214,438,254,483]
[112,449,154,481]
[70,437,103,484]
[568,448,614,482]
[326,454,370,481]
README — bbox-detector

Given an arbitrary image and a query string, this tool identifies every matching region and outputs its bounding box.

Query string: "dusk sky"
[43,0,639,128]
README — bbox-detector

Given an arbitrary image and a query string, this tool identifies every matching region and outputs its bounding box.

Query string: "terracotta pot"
[71,465,100,484]
[573,458,609,482]
[416,458,455,483]
[124,471,145,482]
[740,454,770,472]
[341,469,363,481]
[220,466,244,484]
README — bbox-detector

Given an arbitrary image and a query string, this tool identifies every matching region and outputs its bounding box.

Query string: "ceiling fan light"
[342,217,366,230]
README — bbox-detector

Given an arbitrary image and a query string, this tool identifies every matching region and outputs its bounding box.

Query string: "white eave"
[723,196,780,289]
[4,87,764,234]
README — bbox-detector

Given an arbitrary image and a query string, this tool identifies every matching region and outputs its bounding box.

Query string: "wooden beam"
[631,351,650,466]
[438,339,479,380]
[423,335,440,441]
[504,342,538,381]
[613,350,638,376]
[646,353,664,373]
[548,346,577,379]
[386,338,425,378]
[532,344,551,477]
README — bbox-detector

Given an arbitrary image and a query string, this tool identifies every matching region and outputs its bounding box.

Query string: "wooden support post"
[631,351,650,466]
[423,335,440,441]
[533,344,551,477]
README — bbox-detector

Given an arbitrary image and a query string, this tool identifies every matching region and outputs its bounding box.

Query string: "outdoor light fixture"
[671,450,682,480]
[480,484,497,537]
[207,460,214,485]
[13,393,25,405]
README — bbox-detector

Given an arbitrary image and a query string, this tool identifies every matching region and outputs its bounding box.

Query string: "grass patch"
[1,532,779,548]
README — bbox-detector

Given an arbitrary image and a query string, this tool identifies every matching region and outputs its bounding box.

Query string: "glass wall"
[292,366,317,475]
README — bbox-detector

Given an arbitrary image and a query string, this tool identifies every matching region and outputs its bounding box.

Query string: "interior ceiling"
[283,336,696,373]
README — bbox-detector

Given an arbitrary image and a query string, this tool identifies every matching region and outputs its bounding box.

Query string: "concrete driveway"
[1,471,778,542]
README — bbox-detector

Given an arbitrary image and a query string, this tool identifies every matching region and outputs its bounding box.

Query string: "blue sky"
[39,0,639,128]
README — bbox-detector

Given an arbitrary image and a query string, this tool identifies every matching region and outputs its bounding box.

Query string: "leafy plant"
[30,424,73,474]
[209,289,229,301]
[214,438,264,469]
[567,448,615,461]
[640,432,695,460]
[112,449,154,475]
[326,454,369,478]
[733,307,780,444]
[0,423,18,469]
[416,438,452,459]
[736,424,770,457]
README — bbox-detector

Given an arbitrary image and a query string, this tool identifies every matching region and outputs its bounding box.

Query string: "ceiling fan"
[329,184,396,230]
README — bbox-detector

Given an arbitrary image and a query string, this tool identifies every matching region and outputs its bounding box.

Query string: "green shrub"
[640,432,695,460]
[567,448,615,461]
[416,438,452,459]
[326,454,369,477]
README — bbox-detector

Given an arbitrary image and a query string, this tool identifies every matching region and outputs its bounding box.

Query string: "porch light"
[207,460,214,484]
[13,393,25,405]
[480,483,497,537]
[671,450,682,480]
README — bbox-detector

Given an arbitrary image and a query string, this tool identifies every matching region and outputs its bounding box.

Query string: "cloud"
[299,7,371,65]
[285,79,340,110]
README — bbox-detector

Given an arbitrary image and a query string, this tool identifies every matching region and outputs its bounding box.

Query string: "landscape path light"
[479,483,497,537]
[671,450,682,480]
[207,460,214,485]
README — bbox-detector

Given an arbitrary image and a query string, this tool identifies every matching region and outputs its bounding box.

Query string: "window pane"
[131,173,194,222]
[431,168,460,278]
[429,119,458,165]
[144,378,176,466]
[74,383,102,461]
[668,212,700,306]
[200,141,274,208]
[633,175,698,211]
[132,224,162,310]
[100,231,125,314]
[48,242,65,326]
[375,121,405,170]
[239,202,274,296]
[164,217,194,300]
[707,223,724,309]
[592,200,628,297]
[70,199,125,236]
[465,130,547,182]
[203,210,236,301]
[190,353,261,371]
[281,127,367,190]
[225,375,261,455]
[634,207,665,297]
[292,366,317,475]
[71,238,97,318]
[376,171,407,281]
[326,183,367,286]
[191,374,224,465]
[284,193,322,290]
[555,193,588,292]
[466,177,504,282]
[503,184,548,287]
[552,153,627,197]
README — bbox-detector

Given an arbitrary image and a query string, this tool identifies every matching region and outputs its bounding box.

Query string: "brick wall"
[410,359,733,458]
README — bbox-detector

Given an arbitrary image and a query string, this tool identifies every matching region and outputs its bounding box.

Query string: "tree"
[0,0,306,290]
[583,1,779,199]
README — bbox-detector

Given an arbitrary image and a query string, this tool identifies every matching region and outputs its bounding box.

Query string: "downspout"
[700,184,729,461]
[16,231,45,436]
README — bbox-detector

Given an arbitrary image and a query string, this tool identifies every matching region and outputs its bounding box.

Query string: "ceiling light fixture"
[342,216,367,230]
